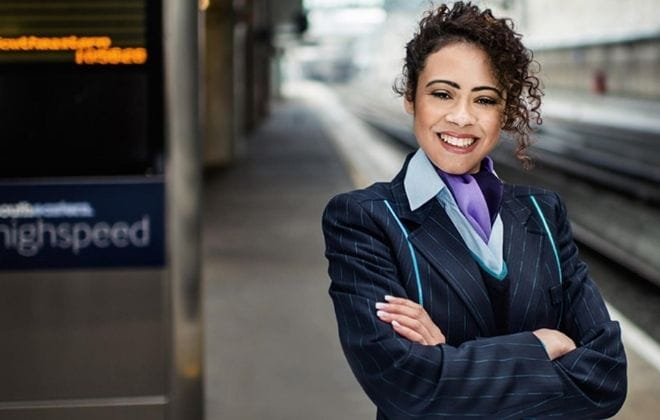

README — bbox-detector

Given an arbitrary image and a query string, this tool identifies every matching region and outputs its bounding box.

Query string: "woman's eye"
[431,91,451,100]
[476,97,498,106]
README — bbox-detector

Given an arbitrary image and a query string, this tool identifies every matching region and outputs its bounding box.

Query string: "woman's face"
[405,42,506,174]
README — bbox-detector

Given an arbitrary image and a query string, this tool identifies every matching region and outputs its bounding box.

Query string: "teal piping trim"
[384,200,423,305]
[529,195,564,329]
[469,250,508,281]
[529,196,562,286]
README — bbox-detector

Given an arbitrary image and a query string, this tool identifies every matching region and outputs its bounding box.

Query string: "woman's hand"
[532,328,577,360]
[376,295,446,346]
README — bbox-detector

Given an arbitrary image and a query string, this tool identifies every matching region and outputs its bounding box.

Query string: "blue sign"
[0,179,164,270]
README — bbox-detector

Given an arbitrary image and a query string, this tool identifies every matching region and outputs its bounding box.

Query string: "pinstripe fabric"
[322,156,627,419]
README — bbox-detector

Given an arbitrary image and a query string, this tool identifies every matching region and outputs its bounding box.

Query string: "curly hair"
[393,1,543,169]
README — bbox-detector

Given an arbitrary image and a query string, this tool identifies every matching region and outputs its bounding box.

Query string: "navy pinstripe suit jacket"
[322,157,627,419]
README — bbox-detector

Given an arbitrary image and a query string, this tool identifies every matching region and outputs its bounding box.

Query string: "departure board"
[0,0,162,178]
[0,0,147,65]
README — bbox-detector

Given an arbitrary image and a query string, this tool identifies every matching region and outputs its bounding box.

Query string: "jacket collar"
[501,187,547,235]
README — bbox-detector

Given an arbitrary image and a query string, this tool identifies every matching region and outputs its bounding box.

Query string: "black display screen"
[0,0,162,178]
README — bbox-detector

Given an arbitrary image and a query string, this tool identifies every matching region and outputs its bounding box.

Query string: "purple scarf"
[436,157,503,243]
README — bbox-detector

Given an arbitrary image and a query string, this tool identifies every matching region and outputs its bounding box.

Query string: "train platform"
[201,80,660,419]
[201,93,373,419]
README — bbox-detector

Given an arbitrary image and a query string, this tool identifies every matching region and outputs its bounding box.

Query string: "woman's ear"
[404,98,414,115]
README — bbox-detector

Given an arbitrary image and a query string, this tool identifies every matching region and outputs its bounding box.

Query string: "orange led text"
[0,35,147,65]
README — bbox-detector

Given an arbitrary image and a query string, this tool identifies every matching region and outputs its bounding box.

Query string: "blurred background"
[0,0,658,419]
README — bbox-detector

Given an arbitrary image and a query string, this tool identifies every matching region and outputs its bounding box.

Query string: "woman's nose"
[445,102,476,127]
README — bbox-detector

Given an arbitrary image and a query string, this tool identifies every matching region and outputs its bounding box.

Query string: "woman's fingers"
[532,328,577,360]
[377,298,427,320]
[377,299,445,341]
[376,297,446,345]
[384,295,420,309]
[392,320,427,345]
[385,312,444,345]
[383,295,415,304]
[377,310,428,336]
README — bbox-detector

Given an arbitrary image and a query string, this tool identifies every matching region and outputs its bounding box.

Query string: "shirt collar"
[404,148,447,211]
[403,148,496,212]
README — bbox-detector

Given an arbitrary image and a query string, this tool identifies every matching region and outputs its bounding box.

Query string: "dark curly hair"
[394,1,542,169]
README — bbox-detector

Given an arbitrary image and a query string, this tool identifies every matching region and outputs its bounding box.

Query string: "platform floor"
[202,98,373,419]
[202,87,659,419]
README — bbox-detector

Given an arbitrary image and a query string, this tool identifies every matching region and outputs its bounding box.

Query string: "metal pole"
[163,0,203,418]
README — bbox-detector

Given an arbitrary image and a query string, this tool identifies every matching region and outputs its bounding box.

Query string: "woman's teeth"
[440,133,476,148]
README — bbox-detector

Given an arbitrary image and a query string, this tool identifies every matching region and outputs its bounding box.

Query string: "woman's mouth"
[438,133,478,149]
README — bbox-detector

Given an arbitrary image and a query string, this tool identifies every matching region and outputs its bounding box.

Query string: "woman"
[322,2,627,419]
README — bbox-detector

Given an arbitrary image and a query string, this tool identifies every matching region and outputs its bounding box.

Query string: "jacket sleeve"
[529,193,627,418]
[323,193,571,419]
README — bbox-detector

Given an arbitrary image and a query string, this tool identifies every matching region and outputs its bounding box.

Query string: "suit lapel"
[501,186,548,332]
[390,176,496,337]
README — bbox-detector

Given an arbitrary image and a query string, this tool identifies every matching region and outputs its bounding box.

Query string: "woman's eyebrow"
[473,86,503,97]
[425,80,503,97]
[425,79,460,89]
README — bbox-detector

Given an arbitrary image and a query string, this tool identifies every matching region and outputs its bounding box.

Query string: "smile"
[439,133,477,148]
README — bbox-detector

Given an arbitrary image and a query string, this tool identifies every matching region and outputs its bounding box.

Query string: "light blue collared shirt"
[403,149,507,279]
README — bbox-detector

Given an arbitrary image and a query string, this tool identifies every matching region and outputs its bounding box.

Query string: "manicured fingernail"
[384,295,394,301]
[375,302,386,309]
[376,310,387,318]
[392,320,401,327]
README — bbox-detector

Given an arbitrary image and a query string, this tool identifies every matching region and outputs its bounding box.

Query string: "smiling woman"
[403,43,504,175]
[322,2,627,419]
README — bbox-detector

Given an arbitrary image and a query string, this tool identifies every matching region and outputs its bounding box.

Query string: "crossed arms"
[323,192,627,419]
